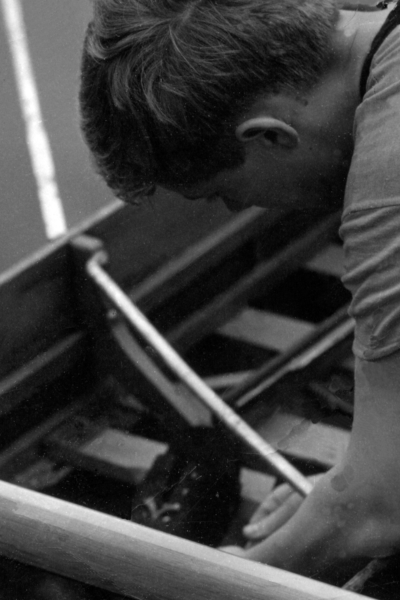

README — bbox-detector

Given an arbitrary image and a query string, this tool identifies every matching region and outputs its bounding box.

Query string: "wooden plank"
[0,479,369,600]
[82,431,167,480]
[54,427,276,494]
[256,412,350,469]
[45,429,168,485]
[224,304,351,407]
[218,309,314,352]
[305,244,344,278]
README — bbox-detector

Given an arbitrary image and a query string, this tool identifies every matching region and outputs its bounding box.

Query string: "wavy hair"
[80,0,338,201]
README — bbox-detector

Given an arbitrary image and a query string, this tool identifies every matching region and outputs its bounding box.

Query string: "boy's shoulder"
[343,21,400,218]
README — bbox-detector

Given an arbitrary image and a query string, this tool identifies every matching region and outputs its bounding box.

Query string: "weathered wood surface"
[0,480,369,600]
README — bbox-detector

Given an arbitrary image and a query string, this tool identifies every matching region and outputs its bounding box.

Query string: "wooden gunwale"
[0,479,369,600]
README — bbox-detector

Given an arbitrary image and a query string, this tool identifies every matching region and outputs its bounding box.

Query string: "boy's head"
[80,0,339,206]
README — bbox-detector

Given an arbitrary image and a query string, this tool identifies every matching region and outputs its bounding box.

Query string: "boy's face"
[177,80,356,214]
[178,139,350,215]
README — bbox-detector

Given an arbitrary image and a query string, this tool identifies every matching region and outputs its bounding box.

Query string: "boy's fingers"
[243,492,303,540]
[247,483,295,526]
[244,474,324,541]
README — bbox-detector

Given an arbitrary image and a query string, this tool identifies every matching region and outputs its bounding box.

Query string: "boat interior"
[0,197,398,600]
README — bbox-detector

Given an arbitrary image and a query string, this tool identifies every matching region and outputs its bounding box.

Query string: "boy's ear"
[236,117,299,149]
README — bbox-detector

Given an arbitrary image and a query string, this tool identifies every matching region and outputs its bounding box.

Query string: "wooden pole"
[0,480,369,600]
[87,253,312,498]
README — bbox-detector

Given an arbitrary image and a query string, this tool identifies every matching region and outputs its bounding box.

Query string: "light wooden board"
[82,430,167,482]
[257,412,350,469]
[218,308,315,352]
[305,244,344,278]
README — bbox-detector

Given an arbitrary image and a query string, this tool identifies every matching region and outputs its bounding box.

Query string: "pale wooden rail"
[0,480,369,600]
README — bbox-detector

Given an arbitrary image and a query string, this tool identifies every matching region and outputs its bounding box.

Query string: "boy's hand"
[243,475,323,542]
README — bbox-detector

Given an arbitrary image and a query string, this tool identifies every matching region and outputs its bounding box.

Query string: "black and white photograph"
[0,1,399,598]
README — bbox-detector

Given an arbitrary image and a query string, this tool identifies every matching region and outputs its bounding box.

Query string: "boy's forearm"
[243,353,400,580]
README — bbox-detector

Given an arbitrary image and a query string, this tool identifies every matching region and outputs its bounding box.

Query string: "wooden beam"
[0,480,369,600]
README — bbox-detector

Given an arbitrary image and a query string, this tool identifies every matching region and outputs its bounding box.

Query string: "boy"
[80,0,400,583]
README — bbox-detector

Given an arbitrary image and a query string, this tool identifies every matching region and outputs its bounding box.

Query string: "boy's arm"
[242,352,400,582]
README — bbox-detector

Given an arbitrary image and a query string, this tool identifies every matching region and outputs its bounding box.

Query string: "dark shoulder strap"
[360,2,400,98]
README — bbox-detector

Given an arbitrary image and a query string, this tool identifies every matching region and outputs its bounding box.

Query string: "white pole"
[1,0,67,239]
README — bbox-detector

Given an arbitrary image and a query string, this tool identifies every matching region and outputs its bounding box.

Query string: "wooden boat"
[0,196,393,600]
